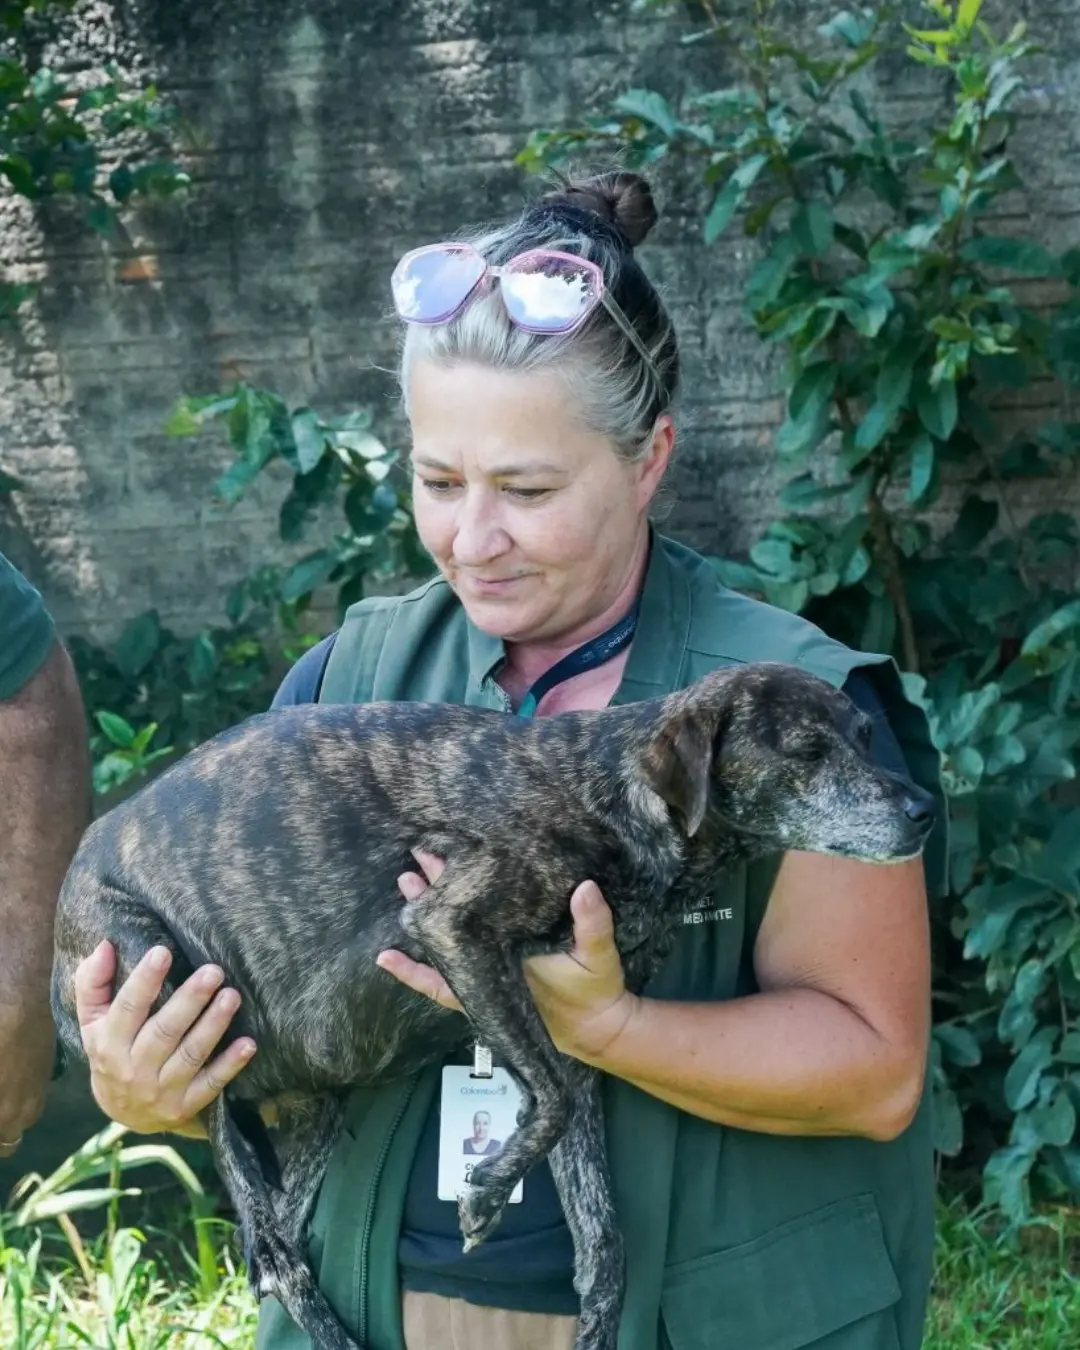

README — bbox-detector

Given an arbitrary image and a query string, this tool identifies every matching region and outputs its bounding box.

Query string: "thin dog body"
[51,662,934,1350]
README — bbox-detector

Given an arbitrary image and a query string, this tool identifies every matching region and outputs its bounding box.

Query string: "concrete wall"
[0,0,1077,642]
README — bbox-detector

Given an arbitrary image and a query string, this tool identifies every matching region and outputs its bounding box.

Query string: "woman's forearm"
[580,986,926,1142]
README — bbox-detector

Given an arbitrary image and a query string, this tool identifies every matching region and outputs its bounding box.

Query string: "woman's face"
[407,359,673,645]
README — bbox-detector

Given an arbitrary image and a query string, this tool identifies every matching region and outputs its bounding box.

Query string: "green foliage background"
[4,0,1080,1230]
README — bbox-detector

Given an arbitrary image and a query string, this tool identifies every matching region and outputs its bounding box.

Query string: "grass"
[926,1195,1080,1349]
[2,1131,1078,1348]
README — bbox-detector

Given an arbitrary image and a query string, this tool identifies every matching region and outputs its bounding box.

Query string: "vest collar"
[462,529,693,705]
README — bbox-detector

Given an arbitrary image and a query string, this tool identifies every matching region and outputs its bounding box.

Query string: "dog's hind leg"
[549,1061,625,1350]
[406,920,571,1247]
[267,1095,346,1252]
[206,1096,359,1350]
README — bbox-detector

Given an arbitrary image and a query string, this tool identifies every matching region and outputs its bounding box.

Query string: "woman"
[73,171,945,1350]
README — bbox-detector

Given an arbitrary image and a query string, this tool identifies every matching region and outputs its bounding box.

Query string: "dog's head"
[638,661,934,864]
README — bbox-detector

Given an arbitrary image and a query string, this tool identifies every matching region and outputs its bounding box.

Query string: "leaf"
[818,10,871,47]
[997,959,1046,1050]
[163,402,202,437]
[1028,1089,1077,1148]
[961,235,1063,277]
[792,200,834,258]
[94,711,135,749]
[876,341,920,412]
[333,428,388,460]
[290,408,325,474]
[983,1141,1036,1224]
[213,457,262,505]
[916,378,958,440]
[112,611,161,678]
[854,400,895,454]
[1004,1032,1056,1111]
[778,475,849,509]
[15,1188,141,1222]
[1021,600,1080,656]
[613,88,679,138]
[0,465,22,494]
[935,1024,982,1068]
[932,1082,965,1156]
[704,154,768,245]
[345,482,398,537]
[957,0,983,29]
[187,633,217,687]
[279,551,338,602]
[909,433,936,502]
[750,538,795,577]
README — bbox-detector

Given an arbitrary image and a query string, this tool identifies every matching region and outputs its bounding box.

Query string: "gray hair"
[396,175,681,464]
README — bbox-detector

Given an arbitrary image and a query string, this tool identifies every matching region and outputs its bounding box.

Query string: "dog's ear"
[640,710,719,838]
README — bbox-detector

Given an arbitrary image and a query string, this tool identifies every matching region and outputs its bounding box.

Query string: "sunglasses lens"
[500,255,599,332]
[392,247,487,323]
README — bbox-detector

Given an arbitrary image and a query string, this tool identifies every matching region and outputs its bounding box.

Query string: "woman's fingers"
[73,940,120,1037]
[132,963,226,1069]
[397,871,428,902]
[98,945,175,1049]
[155,983,250,1086]
[178,1037,257,1121]
[377,949,463,1013]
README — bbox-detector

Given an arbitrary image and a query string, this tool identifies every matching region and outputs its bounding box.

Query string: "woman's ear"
[635,414,676,510]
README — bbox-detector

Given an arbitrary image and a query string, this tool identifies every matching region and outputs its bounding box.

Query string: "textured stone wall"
[0,0,1077,641]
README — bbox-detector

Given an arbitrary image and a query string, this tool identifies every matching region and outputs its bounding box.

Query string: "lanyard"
[514,601,640,719]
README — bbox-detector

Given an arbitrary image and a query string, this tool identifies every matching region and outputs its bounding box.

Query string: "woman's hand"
[73,940,256,1137]
[377,851,638,1061]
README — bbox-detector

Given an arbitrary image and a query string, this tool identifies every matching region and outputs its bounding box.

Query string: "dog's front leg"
[549,1060,624,1350]
[401,870,573,1252]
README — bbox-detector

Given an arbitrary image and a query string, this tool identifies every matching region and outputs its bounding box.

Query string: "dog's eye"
[788,743,827,764]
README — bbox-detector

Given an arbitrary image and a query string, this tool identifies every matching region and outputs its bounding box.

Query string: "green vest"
[256,533,946,1350]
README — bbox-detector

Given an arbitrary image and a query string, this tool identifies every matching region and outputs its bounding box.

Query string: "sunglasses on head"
[390,242,663,389]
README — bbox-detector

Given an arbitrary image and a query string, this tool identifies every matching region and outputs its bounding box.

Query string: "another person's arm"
[0,583,93,1153]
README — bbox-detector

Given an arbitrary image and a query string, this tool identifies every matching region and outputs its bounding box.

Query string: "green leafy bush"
[65,385,426,796]
[520,0,1080,1223]
[0,0,190,314]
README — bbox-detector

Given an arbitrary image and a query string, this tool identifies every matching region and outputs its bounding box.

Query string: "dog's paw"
[456,1181,508,1253]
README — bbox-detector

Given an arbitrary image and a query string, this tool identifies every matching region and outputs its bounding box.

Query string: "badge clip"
[471,1041,493,1079]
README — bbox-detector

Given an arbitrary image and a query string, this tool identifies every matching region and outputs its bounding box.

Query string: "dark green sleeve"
[0,549,56,701]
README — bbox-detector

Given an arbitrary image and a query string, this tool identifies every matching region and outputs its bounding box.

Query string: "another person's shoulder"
[0,550,56,702]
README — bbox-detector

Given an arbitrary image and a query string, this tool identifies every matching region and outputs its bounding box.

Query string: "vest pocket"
[660,1193,902,1350]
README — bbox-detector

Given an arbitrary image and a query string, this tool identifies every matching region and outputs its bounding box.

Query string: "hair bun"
[541,170,659,249]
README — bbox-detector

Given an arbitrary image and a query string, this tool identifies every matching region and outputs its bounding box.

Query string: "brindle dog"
[51,662,934,1350]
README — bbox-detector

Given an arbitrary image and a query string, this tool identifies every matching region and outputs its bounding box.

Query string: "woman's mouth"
[465,574,530,595]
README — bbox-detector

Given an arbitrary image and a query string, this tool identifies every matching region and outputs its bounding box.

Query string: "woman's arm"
[559,852,931,1141]
[382,849,931,1143]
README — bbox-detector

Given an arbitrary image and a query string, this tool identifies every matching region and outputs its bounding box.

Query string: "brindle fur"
[50,662,934,1350]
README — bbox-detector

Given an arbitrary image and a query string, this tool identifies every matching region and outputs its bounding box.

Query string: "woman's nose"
[452,495,511,566]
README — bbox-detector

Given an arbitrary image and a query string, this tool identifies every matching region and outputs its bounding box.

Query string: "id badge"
[438,1065,524,1203]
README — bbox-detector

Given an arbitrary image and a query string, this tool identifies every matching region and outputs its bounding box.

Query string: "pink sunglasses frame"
[391,241,663,384]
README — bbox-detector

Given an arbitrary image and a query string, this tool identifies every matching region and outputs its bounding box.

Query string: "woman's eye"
[505,486,551,501]
[420,478,457,495]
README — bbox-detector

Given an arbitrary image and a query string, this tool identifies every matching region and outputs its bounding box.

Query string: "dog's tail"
[206,1096,361,1350]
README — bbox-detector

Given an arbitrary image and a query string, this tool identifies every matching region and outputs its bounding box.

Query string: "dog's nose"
[904,793,934,828]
